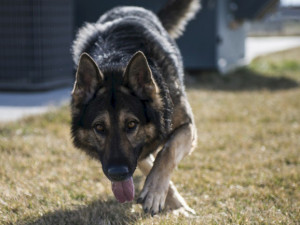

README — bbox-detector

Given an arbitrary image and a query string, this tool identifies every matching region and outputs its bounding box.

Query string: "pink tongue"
[111,177,135,203]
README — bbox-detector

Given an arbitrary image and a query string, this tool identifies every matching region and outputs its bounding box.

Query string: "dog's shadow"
[19,177,147,225]
[20,199,142,225]
[186,67,299,91]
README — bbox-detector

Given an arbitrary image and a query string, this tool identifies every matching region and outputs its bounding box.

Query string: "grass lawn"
[1,48,300,225]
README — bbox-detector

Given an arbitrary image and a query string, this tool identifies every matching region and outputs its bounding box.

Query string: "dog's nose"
[107,166,130,181]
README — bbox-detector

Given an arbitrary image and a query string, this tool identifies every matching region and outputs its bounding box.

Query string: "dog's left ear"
[123,51,159,100]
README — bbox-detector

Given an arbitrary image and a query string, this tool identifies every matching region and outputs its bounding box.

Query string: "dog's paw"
[164,183,195,215]
[172,206,196,217]
[165,196,195,215]
[137,173,170,216]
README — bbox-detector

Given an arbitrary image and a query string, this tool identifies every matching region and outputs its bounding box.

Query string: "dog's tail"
[158,0,200,39]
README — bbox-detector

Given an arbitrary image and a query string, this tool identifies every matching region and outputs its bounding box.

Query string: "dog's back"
[73,6,175,70]
[72,1,200,111]
[72,0,200,69]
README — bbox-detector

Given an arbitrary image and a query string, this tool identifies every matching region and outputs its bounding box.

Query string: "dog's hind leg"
[137,154,155,176]
[137,124,196,215]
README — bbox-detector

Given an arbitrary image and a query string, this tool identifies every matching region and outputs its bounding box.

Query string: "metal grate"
[0,0,73,91]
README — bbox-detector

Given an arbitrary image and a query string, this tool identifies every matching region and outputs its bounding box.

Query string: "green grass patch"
[1,48,300,224]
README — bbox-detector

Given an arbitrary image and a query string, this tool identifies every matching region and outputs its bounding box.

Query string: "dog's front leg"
[137,123,196,215]
[138,154,195,215]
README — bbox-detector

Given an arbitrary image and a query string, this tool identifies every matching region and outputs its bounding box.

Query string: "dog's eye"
[127,121,138,130]
[94,124,105,134]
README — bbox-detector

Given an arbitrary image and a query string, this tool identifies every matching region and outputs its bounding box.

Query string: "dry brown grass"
[1,48,300,224]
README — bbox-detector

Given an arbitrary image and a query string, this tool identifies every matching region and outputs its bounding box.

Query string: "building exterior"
[0,0,278,91]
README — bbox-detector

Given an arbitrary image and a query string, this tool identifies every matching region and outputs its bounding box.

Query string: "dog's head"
[71,51,165,202]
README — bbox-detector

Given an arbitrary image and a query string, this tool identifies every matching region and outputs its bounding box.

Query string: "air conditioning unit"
[0,0,73,91]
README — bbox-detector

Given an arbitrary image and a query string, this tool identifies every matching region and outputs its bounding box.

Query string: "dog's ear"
[72,53,104,104]
[123,51,159,100]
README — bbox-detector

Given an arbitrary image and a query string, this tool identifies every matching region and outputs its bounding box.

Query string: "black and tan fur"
[71,0,200,215]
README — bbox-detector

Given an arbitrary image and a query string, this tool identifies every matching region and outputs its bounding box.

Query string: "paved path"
[0,88,72,122]
[0,36,300,122]
[245,36,300,63]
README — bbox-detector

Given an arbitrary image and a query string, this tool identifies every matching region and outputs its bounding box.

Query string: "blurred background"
[0,0,299,120]
[1,1,300,224]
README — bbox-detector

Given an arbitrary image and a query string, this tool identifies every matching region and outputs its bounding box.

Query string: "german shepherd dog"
[71,0,199,216]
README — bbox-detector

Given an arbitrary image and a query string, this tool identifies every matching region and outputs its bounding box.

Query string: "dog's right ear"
[72,53,104,104]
